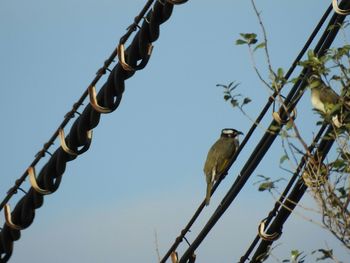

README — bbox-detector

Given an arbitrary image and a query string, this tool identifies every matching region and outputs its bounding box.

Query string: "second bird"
[203,128,242,206]
[308,74,350,128]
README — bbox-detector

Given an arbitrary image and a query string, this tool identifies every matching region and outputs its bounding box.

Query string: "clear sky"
[1,0,349,262]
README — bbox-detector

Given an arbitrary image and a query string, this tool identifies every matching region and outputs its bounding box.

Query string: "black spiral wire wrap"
[0,1,189,262]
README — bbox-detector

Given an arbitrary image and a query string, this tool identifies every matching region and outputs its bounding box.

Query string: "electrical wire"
[178,1,349,262]
[0,0,155,215]
[0,1,189,262]
[160,3,333,263]
[249,126,335,263]
[239,123,328,262]
[240,2,350,261]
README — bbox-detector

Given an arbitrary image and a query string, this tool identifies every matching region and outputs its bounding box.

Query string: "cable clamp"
[272,108,297,125]
[117,43,153,71]
[59,128,93,156]
[258,219,281,241]
[4,204,23,230]
[28,167,51,195]
[88,86,113,113]
[332,0,350,15]
[171,251,178,263]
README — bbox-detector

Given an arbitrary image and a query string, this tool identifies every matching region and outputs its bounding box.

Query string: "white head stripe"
[222,129,234,134]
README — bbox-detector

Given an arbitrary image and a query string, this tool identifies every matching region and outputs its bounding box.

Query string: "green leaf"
[236,39,247,45]
[242,97,252,105]
[257,174,270,180]
[240,33,257,39]
[307,49,315,60]
[315,249,333,261]
[223,95,231,101]
[277,68,284,79]
[253,42,266,52]
[337,187,347,198]
[228,82,234,88]
[231,99,239,107]
[291,250,300,258]
[239,33,258,45]
[258,181,274,192]
[249,38,258,45]
[229,82,240,91]
[285,119,293,130]
[332,159,345,169]
[280,155,289,164]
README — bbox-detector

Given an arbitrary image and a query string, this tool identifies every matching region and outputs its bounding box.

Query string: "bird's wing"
[215,142,237,177]
[319,85,339,105]
[204,138,238,179]
[216,159,230,178]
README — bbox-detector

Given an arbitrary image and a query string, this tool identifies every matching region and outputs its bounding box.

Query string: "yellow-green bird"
[308,74,350,127]
[203,128,243,206]
[309,75,340,114]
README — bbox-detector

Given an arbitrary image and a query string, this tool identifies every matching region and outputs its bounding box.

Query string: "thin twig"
[154,229,161,263]
[250,0,276,79]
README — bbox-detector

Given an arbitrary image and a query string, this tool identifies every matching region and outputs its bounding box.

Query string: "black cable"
[178,2,348,262]
[247,3,350,260]
[240,4,350,260]
[239,123,328,263]
[0,1,189,262]
[0,0,156,214]
[250,126,335,263]
[159,3,333,263]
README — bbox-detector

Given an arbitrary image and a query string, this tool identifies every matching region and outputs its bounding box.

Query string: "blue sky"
[1,0,349,262]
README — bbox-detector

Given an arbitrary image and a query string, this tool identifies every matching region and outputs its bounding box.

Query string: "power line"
[178,2,349,262]
[0,0,156,214]
[239,122,328,262]
[250,125,335,263]
[1,1,347,262]
[0,1,188,262]
[243,2,350,261]
[160,4,334,263]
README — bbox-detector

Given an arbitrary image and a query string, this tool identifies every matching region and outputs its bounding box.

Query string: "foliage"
[280,248,341,263]
[254,175,285,192]
[216,82,252,109]
[236,23,350,253]
[299,44,350,249]
[282,249,306,263]
[218,0,350,260]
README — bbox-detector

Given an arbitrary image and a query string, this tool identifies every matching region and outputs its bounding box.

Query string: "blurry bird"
[203,128,243,206]
[308,75,348,127]
[309,75,339,113]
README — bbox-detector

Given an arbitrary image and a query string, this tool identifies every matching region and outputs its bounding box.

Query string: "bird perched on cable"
[308,74,350,128]
[203,128,243,206]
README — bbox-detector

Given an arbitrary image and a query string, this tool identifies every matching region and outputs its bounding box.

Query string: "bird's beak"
[237,131,244,135]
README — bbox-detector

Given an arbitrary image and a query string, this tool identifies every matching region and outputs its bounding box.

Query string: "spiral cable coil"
[0,1,188,261]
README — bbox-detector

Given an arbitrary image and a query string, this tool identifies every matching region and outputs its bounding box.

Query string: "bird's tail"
[205,182,212,206]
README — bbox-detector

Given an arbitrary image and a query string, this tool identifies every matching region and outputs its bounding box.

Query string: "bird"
[308,74,349,128]
[309,75,339,113]
[203,128,243,206]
